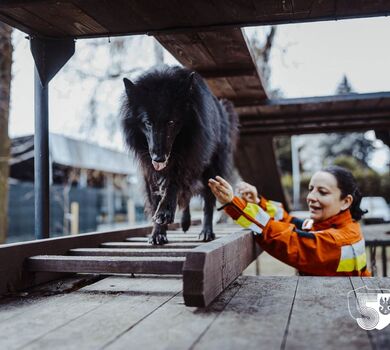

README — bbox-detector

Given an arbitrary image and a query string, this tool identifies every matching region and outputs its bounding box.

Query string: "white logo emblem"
[348,286,390,330]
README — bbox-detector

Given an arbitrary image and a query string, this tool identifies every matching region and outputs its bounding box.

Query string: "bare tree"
[0,23,13,243]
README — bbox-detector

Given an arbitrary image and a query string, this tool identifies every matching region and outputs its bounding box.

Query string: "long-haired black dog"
[121,66,238,244]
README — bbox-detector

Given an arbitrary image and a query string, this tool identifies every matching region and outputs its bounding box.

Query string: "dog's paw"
[149,233,169,245]
[181,211,191,232]
[153,207,175,225]
[199,229,215,242]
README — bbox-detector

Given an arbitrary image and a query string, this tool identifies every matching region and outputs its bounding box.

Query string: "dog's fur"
[121,66,238,244]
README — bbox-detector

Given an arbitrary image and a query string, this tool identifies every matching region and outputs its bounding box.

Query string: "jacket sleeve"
[257,196,290,222]
[224,196,340,274]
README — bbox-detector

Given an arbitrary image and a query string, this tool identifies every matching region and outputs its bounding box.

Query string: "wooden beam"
[237,92,390,135]
[69,248,191,257]
[1,1,390,38]
[235,135,288,208]
[26,255,185,275]
[155,28,268,101]
[240,122,390,136]
[183,230,262,307]
[0,221,199,295]
[100,242,200,249]
[125,237,205,243]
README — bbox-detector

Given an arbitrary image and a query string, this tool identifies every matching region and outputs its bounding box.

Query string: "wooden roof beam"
[155,28,268,101]
[1,0,390,39]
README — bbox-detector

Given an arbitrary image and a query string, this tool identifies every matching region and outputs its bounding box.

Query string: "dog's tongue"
[152,161,167,171]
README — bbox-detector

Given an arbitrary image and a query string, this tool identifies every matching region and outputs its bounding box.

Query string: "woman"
[208,166,371,276]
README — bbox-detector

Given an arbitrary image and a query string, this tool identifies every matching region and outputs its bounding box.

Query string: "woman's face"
[306,171,352,223]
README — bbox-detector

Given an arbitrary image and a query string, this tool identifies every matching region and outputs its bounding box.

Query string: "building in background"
[8,133,144,243]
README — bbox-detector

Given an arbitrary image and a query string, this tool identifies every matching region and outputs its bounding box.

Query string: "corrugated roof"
[11,133,137,175]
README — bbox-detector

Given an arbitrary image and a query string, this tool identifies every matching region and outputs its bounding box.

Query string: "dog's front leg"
[200,188,216,241]
[153,182,178,226]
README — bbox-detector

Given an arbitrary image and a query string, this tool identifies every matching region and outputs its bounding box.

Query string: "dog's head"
[122,68,196,171]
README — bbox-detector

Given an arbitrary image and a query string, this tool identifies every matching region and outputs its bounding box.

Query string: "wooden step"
[27,255,185,275]
[100,242,200,249]
[69,248,190,257]
[125,237,204,243]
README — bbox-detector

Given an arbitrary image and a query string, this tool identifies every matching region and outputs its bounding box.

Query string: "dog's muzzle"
[152,160,168,171]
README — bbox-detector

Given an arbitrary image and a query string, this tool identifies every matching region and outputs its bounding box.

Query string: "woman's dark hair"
[322,165,367,220]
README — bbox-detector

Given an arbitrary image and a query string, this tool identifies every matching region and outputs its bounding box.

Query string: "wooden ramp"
[17,224,261,307]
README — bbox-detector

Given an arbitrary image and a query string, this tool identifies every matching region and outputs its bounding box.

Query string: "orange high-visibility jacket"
[223,196,371,276]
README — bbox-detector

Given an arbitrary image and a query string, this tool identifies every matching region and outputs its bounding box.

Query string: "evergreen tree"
[320,75,375,168]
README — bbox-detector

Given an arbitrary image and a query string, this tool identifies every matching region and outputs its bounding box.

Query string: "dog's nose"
[151,154,166,162]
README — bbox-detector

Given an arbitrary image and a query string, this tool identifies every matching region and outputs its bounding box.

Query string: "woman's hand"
[208,176,234,204]
[236,181,260,204]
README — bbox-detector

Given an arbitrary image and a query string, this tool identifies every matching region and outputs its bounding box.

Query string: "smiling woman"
[208,166,371,277]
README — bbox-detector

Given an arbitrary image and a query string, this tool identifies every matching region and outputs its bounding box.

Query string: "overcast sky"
[8,16,390,172]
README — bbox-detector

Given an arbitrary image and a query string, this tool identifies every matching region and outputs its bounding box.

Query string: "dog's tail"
[220,99,239,152]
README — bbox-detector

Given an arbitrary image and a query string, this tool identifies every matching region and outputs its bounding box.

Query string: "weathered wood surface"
[69,247,191,257]
[363,224,390,245]
[100,241,201,249]
[125,237,207,243]
[183,230,262,307]
[0,224,150,295]
[27,255,186,275]
[1,275,389,349]
[238,92,390,135]
[156,28,267,105]
[0,221,197,295]
[1,0,390,38]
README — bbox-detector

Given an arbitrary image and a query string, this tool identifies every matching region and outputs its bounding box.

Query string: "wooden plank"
[26,255,185,275]
[183,230,262,307]
[2,0,390,38]
[125,237,205,243]
[0,7,66,36]
[284,277,371,349]
[363,224,390,244]
[103,278,243,350]
[192,276,298,349]
[69,248,191,257]
[0,292,111,349]
[0,224,151,295]
[237,93,390,131]
[0,277,181,350]
[79,275,182,295]
[0,221,193,295]
[156,28,267,102]
[24,2,107,36]
[236,92,390,113]
[100,242,200,249]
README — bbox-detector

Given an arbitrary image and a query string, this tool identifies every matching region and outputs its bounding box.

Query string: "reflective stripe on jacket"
[224,196,371,277]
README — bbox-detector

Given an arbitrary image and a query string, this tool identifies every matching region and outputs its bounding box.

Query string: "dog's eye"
[167,120,174,126]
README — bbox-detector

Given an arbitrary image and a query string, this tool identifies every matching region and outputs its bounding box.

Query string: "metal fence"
[8,182,145,243]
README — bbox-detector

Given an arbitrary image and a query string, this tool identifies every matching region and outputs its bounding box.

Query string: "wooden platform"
[1,275,389,349]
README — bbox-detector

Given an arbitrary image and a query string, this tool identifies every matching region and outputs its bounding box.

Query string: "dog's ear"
[186,72,196,92]
[123,78,136,97]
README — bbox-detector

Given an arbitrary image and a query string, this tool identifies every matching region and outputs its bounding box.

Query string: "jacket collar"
[312,209,354,231]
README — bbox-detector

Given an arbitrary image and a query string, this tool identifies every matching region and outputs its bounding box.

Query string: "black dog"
[121,66,238,244]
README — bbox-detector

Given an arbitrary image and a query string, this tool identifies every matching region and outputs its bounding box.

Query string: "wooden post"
[70,202,79,235]
[127,199,136,225]
[106,174,114,225]
[382,246,387,277]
